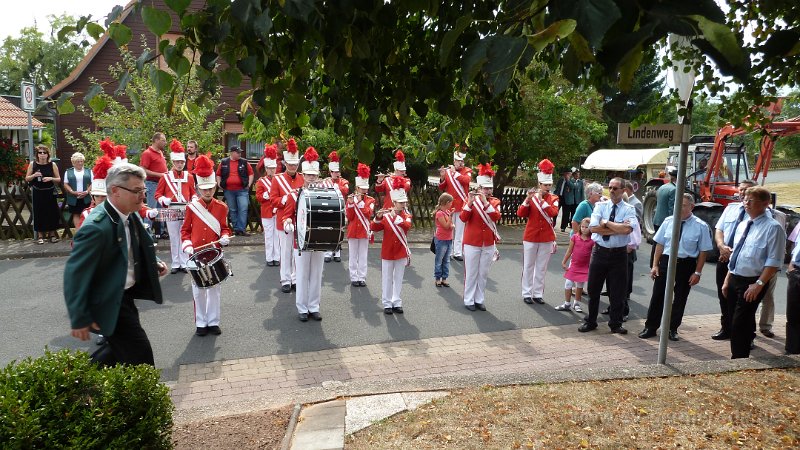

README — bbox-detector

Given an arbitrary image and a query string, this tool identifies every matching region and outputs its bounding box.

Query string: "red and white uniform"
[255,175,280,263]
[155,170,197,269]
[371,211,413,308]
[270,171,304,285]
[374,175,411,210]
[283,192,325,314]
[346,195,375,283]
[460,197,502,306]
[439,167,472,257]
[180,198,231,328]
[321,177,349,259]
[517,193,559,300]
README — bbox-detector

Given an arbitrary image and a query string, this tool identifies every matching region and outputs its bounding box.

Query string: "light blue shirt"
[653,214,713,258]
[715,202,773,243]
[728,212,786,277]
[590,199,637,248]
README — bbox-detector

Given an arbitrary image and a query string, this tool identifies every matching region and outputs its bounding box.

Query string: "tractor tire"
[692,203,725,263]
[642,187,658,243]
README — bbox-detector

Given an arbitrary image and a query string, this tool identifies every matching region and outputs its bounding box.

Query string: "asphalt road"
[1,245,789,381]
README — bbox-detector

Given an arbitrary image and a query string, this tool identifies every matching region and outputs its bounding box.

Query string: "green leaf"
[88,95,108,113]
[252,8,273,38]
[136,50,154,74]
[284,0,315,21]
[174,57,191,78]
[86,23,105,41]
[115,71,132,95]
[150,68,175,95]
[355,138,374,164]
[567,32,595,63]
[164,0,191,15]
[231,0,257,23]
[142,6,172,37]
[690,15,745,67]
[618,45,643,92]
[527,19,576,52]
[108,23,132,47]
[56,92,75,115]
[57,26,75,42]
[297,112,310,127]
[439,14,472,68]
[83,83,103,103]
[550,0,621,48]
[129,89,141,111]
[218,67,243,88]
[484,36,530,98]
[104,5,124,27]
[461,38,490,85]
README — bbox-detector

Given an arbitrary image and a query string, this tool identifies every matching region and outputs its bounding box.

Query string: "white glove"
[184,246,194,256]
[263,192,269,200]
[281,194,288,205]
[146,209,159,219]
[219,235,230,246]
[284,223,295,234]
[160,197,171,207]
[394,216,403,225]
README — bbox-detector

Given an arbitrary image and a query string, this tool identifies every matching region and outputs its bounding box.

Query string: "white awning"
[581,148,668,171]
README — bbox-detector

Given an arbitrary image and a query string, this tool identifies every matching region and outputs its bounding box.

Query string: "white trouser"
[192,284,221,327]
[521,241,554,298]
[261,217,280,262]
[463,244,496,305]
[758,275,777,331]
[295,250,325,313]
[279,230,296,285]
[324,249,341,258]
[348,238,369,282]
[167,220,188,268]
[381,259,406,308]
[452,215,466,257]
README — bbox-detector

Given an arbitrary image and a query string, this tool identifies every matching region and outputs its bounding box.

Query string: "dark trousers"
[644,255,696,331]
[627,249,637,298]
[716,262,736,334]
[730,274,768,359]
[586,246,628,328]
[560,203,577,231]
[649,224,660,267]
[787,270,800,354]
[91,292,154,367]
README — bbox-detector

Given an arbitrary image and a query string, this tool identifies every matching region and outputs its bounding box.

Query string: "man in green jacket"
[64,163,168,366]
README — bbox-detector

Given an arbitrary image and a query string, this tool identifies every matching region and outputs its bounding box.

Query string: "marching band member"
[155,139,197,274]
[323,151,349,263]
[517,159,559,305]
[438,145,472,261]
[374,149,411,210]
[76,155,113,230]
[461,163,502,311]
[181,155,231,336]
[256,144,281,267]
[270,138,304,293]
[371,177,413,315]
[99,138,159,226]
[283,147,326,322]
[346,163,376,287]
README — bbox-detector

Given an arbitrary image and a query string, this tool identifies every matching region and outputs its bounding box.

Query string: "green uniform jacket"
[64,201,163,336]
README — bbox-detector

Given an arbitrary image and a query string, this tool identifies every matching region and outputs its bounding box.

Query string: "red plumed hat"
[357,163,370,179]
[394,150,405,162]
[392,176,405,190]
[114,144,127,159]
[194,154,214,177]
[263,144,277,159]
[99,137,115,158]
[286,138,298,154]
[303,146,319,162]
[328,151,339,162]
[537,159,555,175]
[169,138,185,153]
[479,163,495,177]
[92,155,113,179]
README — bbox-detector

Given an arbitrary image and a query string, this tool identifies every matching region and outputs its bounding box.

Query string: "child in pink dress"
[556,217,594,312]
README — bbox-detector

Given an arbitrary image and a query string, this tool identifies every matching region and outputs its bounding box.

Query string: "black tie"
[128,216,141,279]
[602,203,617,241]
[729,220,753,272]
[725,208,747,248]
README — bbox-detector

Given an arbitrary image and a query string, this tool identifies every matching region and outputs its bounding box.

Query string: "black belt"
[730,274,759,283]
[594,246,627,254]
[659,254,697,262]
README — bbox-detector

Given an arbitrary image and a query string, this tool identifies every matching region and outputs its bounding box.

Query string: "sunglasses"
[37,151,48,155]
[608,186,622,191]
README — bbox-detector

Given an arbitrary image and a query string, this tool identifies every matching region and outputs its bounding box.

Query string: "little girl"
[556,217,593,312]
[433,193,455,287]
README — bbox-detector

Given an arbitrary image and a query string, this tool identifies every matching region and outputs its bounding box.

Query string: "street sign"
[617,123,682,145]
[21,82,36,112]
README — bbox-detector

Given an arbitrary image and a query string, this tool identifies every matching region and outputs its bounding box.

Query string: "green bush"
[0,349,173,449]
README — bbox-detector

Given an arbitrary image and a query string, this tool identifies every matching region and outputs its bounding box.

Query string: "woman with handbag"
[25,145,62,244]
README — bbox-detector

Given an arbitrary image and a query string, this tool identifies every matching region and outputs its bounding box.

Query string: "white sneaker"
[555,302,571,311]
[572,303,583,313]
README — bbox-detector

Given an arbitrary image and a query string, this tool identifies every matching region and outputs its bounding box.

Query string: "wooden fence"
[0,181,531,240]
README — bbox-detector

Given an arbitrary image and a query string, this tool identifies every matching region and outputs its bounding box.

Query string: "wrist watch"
[755,279,765,286]
[693,272,702,277]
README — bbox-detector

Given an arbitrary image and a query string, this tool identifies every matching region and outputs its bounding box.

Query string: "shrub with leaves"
[0,349,173,449]
[0,137,26,182]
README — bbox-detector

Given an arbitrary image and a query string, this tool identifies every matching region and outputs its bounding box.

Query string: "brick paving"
[169,313,791,412]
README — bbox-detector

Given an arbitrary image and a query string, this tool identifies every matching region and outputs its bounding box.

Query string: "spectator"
[570,182,603,235]
[651,167,677,265]
[554,168,573,231]
[25,145,61,244]
[63,152,92,229]
[217,146,254,236]
[140,132,168,237]
[433,193,455,288]
[556,217,593,313]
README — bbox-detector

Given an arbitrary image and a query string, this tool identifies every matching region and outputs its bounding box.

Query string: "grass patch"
[347,369,800,449]
[771,182,800,207]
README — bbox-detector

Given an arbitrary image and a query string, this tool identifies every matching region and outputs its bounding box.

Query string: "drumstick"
[194,236,232,251]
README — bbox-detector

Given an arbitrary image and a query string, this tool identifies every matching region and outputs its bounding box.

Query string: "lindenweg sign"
[617,123,682,145]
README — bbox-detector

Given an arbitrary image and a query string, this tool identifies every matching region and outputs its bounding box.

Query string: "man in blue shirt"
[651,168,677,266]
[722,186,786,359]
[638,194,712,341]
[579,177,637,334]
[787,241,800,354]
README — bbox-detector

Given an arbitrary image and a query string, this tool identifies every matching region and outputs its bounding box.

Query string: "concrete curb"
[280,403,302,450]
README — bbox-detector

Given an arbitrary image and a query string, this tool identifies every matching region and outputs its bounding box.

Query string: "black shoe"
[291,284,297,291]
[711,330,730,340]
[195,327,208,336]
[475,303,486,311]
[578,323,597,332]
[180,267,188,273]
[523,297,534,304]
[334,256,341,262]
[324,257,332,263]
[638,328,657,339]
[358,281,367,287]
[761,330,775,338]
[273,261,280,266]
[668,330,679,341]
[610,326,628,335]
[240,231,251,237]
[299,313,309,322]
[453,255,464,261]
[465,304,477,311]
[384,307,394,315]
[281,284,291,293]
[392,306,404,314]
[601,308,610,315]
[601,291,609,296]
[561,229,566,233]
[623,315,629,322]
[208,325,222,335]
[352,281,360,286]
[532,297,545,305]
[171,268,180,274]
[95,335,107,345]
[309,312,322,321]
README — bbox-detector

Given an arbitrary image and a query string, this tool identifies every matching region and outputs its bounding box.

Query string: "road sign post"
[21,82,36,162]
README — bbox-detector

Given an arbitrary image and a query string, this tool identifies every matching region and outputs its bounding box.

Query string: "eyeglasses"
[116,185,147,196]
[608,186,622,191]
[743,198,766,204]
[37,151,48,155]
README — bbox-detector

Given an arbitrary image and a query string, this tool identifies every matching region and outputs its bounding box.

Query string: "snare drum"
[296,187,345,251]
[154,208,185,222]
[187,247,232,288]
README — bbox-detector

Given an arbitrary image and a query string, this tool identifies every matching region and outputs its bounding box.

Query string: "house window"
[225,133,266,160]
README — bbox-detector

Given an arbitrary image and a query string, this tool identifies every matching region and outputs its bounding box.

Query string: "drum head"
[191,247,222,266]
[296,190,309,250]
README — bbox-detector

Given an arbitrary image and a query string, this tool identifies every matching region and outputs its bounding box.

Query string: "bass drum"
[296,187,345,251]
